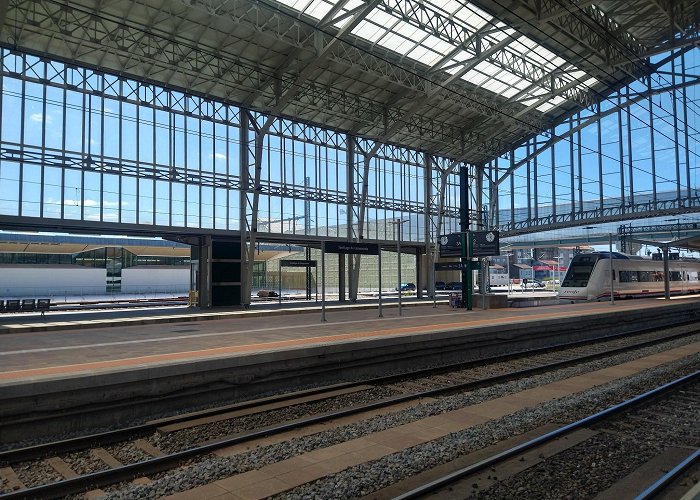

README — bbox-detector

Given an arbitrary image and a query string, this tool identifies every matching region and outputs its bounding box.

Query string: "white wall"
[121,266,189,293]
[489,272,509,286]
[0,265,106,297]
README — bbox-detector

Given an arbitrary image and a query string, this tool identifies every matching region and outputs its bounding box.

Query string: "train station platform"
[1,296,699,444]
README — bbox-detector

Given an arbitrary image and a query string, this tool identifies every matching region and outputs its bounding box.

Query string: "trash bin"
[450,293,461,308]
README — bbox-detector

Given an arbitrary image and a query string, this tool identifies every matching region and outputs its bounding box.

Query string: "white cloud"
[63,198,99,207]
[30,113,53,125]
[209,153,227,161]
[103,201,124,208]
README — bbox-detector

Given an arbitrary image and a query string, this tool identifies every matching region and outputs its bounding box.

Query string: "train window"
[638,271,653,282]
[670,271,682,281]
[619,271,638,282]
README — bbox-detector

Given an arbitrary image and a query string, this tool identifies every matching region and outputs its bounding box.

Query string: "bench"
[0,298,51,315]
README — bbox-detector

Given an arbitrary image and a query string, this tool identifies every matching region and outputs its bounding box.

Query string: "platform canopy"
[3,0,700,164]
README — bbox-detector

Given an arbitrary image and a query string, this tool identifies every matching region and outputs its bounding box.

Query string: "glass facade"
[0,49,464,246]
[0,248,191,267]
[488,49,700,236]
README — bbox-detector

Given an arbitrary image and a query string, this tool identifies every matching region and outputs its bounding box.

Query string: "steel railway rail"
[0,326,698,499]
[393,371,700,500]
[635,448,700,499]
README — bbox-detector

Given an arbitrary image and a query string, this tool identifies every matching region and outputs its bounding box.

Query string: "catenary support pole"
[609,233,615,305]
[378,250,383,318]
[321,241,326,322]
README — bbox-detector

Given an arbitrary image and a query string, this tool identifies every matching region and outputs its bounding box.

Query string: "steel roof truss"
[380,0,596,108]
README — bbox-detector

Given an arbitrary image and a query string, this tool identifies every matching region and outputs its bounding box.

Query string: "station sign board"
[280,260,317,268]
[469,230,500,257]
[324,241,380,255]
[435,262,479,271]
[439,233,462,257]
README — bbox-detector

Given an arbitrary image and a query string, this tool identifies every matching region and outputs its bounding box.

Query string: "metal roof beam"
[379,0,597,108]
[483,0,650,80]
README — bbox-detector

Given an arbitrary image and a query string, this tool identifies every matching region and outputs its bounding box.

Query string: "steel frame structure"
[0,47,469,301]
[3,0,700,301]
[487,47,700,238]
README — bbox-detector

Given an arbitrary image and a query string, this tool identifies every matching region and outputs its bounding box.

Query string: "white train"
[558,251,700,302]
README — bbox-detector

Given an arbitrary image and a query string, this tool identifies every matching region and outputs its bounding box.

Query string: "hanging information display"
[438,233,462,257]
[469,231,500,257]
[324,241,379,255]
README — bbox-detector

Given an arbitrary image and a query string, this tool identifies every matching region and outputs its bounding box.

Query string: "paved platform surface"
[1,295,698,385]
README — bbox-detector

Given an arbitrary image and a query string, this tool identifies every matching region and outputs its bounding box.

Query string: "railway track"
[0,325,698,499]
[394,371,700,500]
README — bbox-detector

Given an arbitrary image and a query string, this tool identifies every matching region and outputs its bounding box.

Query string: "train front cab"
[559,253,603,302]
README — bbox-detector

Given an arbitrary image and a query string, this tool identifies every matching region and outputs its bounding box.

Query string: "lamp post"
[502,252,512,292]
[553,252,562,291]
[390,218,408,316]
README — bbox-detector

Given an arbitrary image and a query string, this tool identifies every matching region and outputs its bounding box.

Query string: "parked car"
[446,281,462,290]
[435,281,446,290]
[395,283,416,291]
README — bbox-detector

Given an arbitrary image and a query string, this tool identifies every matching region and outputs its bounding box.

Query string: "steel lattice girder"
[3,0,700,168]
[2,0,551,164]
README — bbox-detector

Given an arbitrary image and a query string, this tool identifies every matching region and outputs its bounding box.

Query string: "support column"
[338,253,346,302]
[239,112,250,306]
[460,166,471,309]
[350,149,375,301]
[198,235,212,308]
[424,154,433,298]
[346,137,356,301]
[476,166,489,293]
[662,245,670,300]
[415,250,423,299]
[241,112,272,307]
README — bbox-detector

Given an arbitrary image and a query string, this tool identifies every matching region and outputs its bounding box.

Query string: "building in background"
[0,233,191,297]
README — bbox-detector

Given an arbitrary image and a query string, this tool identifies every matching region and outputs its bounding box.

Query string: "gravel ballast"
[95,339,700,500]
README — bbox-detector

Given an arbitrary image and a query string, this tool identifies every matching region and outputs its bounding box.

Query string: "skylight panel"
[460,68,490,87]
[393,20,423,41]
[473,59,508,79]
[364,8,396,28]
[487,26,516,44]
[422,34,456,56]
[500,86,523,99]
[537,95,567,113]
[376,30,414,55]
[305,0,335,20]
[499,72,525,86]
[353,20,387,43]
[439,0,465,15]
[482,79,511,94]
[275,0,312,13]
[344,0,364,9]
[454,4,492,31]
[512,78,533,91]
[407,45,442,66]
